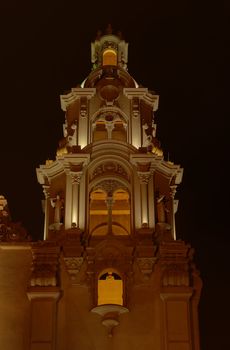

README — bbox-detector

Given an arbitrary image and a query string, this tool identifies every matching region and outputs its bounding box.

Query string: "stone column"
[70,171,82,227]
[105,122,114,139]
[42,185,50,240]
[106,195,114,235]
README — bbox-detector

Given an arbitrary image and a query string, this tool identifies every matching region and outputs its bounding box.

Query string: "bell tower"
[30,28,202,350]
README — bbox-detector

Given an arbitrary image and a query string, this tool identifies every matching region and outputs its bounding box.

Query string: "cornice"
[130,154,183,183]
[36,154,90,184]
[123,88,159,111]
[60,88,96,111]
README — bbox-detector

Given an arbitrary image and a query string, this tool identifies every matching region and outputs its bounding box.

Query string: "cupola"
[91,25,128,70]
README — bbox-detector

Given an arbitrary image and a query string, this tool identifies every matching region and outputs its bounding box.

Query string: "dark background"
[0,1,229,348]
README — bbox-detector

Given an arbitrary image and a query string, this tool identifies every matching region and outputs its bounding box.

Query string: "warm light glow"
[98,272,123,305]
[89,188,130,236]
[103,49,117,66]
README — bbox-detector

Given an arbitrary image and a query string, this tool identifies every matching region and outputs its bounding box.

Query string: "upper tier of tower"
[36,29,183,242]
[58,31,161,155]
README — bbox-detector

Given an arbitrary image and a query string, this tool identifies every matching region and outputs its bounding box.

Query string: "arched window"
[112,189,130,235]
[93,121,107,142]
[111,121,126,141]
[89,189,108,236]
[102,49,117,66]
[98,271,123,305]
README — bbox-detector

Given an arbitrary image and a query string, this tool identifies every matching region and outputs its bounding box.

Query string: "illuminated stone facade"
[0,30,202,350]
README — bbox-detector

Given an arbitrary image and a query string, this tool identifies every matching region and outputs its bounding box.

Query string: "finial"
[95,29,102,41]
[106,23,113,34]
[117,30,123,40]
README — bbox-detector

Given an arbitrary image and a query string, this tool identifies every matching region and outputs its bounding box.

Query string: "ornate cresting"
[0,195,31,242]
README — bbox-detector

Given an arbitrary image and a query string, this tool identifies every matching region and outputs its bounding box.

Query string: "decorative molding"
[86,238,134,305]
[157,241,192,288]
[136,257,156,278]
[91,162,129,181]
[63,257,84,282]
[91,304,129,337]
[70,171,83,185]
[0,222,30,242]
[137,171,151,184]
[123,88,159,111]
[95,179,127,196]
[29,242,60,287]
[60,88,96,112]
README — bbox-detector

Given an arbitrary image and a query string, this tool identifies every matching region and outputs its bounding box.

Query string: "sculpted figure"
[156,194,169,223]
[51,194,64,224]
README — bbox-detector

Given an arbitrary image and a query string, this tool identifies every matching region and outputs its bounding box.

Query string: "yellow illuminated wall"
[98,272,123,305]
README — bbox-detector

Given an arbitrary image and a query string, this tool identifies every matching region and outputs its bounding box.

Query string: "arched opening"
[112,189,130,235]
[93,121,107,142]
[102,49,117,66]
[98,270,123,305]
[111,121,126,141]
[89,189,108,236]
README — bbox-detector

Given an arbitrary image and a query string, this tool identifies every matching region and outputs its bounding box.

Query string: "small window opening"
[103,49,117,66]
[98,271,123,305]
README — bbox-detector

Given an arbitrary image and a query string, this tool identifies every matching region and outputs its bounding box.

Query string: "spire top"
[106,23,113,34]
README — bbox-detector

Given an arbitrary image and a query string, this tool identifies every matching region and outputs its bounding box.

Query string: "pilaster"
[42,185,50,240]
[27,242,61,350]
[156,240,200,350]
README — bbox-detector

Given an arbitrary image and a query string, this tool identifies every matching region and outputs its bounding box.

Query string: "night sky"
[0,1,229,348]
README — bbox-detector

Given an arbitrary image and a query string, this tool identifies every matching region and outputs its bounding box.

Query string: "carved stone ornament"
[137,171,151,184]
[91,304,129,337]
[70,171,83,184]
[0,222,31,242]
[0,195,31,242]
[63,257,84,282]
[157,241,191,288]
[95,179,127,196]
[136,257,157,279]
[29,242,60,287]
[91,162,129,181]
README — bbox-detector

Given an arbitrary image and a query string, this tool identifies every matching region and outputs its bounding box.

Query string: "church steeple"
[33,31,202,349]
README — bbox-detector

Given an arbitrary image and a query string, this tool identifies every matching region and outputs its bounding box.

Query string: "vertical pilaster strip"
[134,172,142,229]
[138,172,151,226]
[64,168,72,229]
[70,171,82,227]
[131,112,141,148]
[78,171,86,230]
[106,195,114,235]
[78,97,88,148]
[42,185,50,240]
[27,243,61,350]
[158,241,196,350]
[27,290,60,350]
[170,185,177,240]
[160,292,193,350]
[148,168,155,228]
